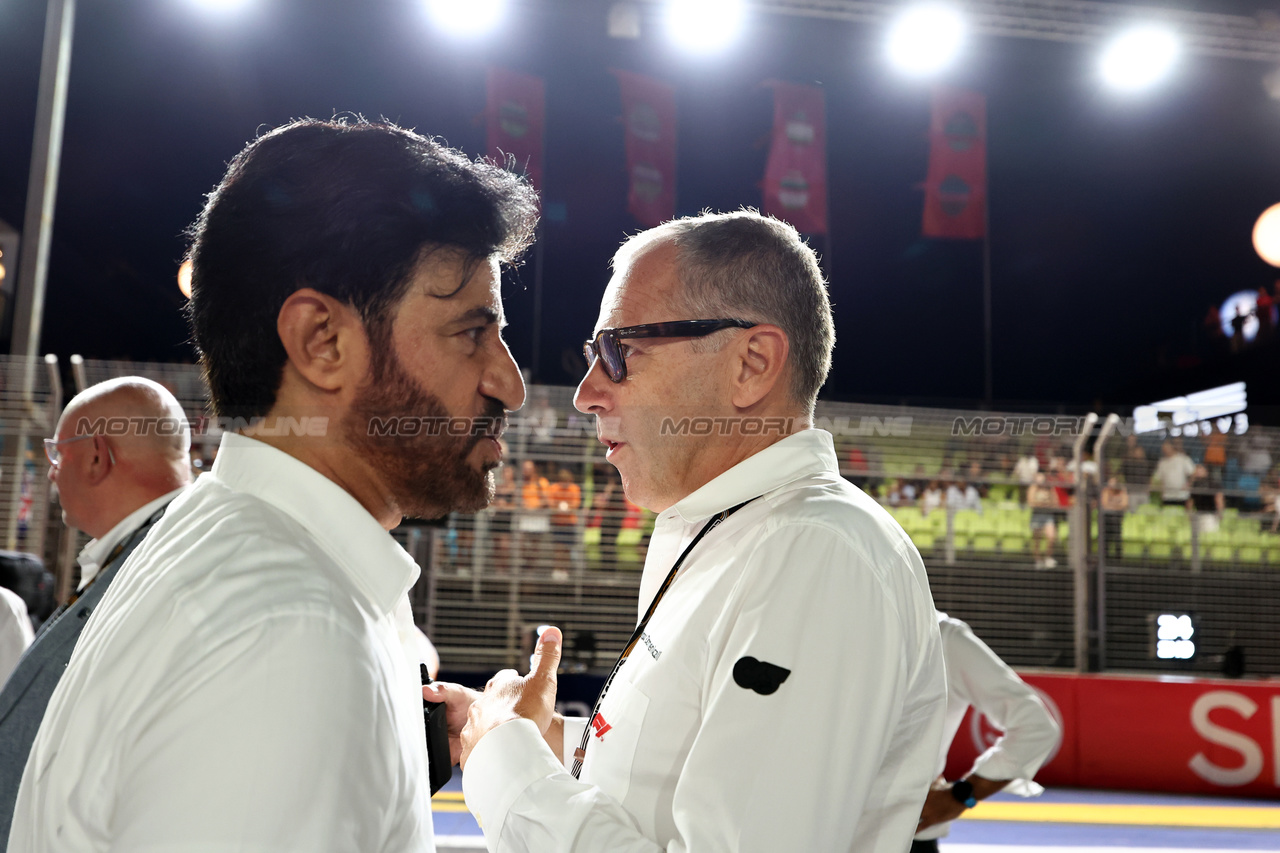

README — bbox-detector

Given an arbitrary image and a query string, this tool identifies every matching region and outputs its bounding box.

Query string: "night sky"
[2,0,1279,408]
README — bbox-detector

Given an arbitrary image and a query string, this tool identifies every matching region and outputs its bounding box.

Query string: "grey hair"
[613,209,834,412]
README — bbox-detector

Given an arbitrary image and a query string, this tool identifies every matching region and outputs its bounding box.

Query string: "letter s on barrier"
[1188,690,1263,787]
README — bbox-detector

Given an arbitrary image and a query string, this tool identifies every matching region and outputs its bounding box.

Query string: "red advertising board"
[944,671,1280,799]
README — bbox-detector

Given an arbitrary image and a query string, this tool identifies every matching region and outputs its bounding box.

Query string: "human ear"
[275,288,368,393]
[730,325,789,409]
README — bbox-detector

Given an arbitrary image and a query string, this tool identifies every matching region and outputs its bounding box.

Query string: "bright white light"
[1253,203,1280,267]
[885,4,965,77]
[427,0,504,38]
[190,0,251,10]
[665,0,746,54]
[1100,25,1180,92]
[1156,614,1195,660]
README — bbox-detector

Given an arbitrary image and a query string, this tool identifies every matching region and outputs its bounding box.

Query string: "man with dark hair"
[452,210,945,852]
[0,377,192,849]
[9,118,537,853]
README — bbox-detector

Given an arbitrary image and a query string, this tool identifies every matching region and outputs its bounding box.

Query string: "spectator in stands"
[1099,476,1129,560]
[456,210,945,852]
[9,119,538,852]
[1011,450,1038,503]
[1203,423,1228,495]
[545,467,582,577]
[920,479,945,516]
[1120,435,1151,503]
[520,459,549,509]
[1187,464,1221,533]
[946,480,982,513]
[1153,439,1196,508]
[1028,472,1059,569]
[0,377,192,847]
[912,612,1061,853]
[1230,304,1249,352]
[0,587,32,687]
[489,461,517,572]
[1257,286,1275,341]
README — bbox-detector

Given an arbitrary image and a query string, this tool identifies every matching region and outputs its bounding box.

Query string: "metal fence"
[12,358,1280,680]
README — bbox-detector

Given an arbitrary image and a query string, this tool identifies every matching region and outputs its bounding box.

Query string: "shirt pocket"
[581,674,650,804]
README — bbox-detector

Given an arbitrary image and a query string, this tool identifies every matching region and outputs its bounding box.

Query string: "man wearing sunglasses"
[458,209,946,853]
[0,377,191,849]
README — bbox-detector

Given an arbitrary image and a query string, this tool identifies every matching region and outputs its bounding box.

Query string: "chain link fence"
[11,359,1279,679]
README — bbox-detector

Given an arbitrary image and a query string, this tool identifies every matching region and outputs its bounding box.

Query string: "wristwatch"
[949,779,978,809]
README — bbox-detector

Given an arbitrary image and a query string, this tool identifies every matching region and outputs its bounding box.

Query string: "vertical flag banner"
[612,69,677,227]
[486,67,545,194]
[923,87,987,239]
[762,81,828,235]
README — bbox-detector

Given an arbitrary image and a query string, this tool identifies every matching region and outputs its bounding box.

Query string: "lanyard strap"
[570,497,755,779]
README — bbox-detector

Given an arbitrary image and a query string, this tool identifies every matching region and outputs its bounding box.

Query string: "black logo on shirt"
[732,657,791,695]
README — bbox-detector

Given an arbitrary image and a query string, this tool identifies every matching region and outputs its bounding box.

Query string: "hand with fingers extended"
[421,681,482,767]
[459,626,562,770]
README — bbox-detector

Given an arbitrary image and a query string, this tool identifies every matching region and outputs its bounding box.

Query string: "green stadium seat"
[973,534,998,552]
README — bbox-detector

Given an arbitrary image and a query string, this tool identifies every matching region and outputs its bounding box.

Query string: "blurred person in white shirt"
[911,612,1061,852]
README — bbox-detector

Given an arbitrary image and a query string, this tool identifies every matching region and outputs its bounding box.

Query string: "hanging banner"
[612,69,677,227]
[486,67,545,194]
[762,81,828,235]
[922,87,987,239]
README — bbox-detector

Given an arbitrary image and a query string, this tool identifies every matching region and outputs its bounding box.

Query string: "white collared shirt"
[916,612,1062,841]
[0,587,32,687]
[74,488,186,589]
[9,433,434,853]
[464,429,946,853]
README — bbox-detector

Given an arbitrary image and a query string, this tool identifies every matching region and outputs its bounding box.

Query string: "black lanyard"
[570,497,755,779]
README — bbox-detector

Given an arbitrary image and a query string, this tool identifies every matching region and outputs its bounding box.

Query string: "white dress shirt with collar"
[8,432,434,853]
[464,428,946,853]
[915,612,1062,842]
[74,487,186,590]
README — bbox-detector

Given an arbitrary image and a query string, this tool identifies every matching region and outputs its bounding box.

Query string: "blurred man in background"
[0,377,191,848]
[913,612,1062,852]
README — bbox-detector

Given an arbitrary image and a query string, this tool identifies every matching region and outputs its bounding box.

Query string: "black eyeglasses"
[583,319,757,383]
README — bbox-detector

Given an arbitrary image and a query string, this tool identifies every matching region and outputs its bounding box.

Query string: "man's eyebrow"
[453,306,504,328]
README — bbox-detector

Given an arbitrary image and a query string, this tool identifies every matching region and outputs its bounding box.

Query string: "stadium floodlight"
[1253,203,1280,267]
[665,0,746,54]
[189,0,251,11]
[1100,25,1180,92]
[426,0,504,38]
[885,3,965,77]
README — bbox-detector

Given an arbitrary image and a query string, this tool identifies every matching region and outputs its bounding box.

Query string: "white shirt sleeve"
[0,587,33,686]
[945,619,1062,784]
[464,524,938,852]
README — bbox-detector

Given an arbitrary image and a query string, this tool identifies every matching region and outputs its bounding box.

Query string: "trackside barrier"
[943,671,1280,799]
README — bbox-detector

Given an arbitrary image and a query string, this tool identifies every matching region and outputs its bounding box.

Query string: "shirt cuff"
[463,718,565,845]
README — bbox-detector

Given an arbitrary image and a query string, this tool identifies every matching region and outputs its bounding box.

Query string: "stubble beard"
[345,341,503,520]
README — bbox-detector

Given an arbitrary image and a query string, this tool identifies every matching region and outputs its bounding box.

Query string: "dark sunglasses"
[582,319,757,383]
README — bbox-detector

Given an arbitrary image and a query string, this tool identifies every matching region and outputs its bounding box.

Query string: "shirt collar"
[209,432,420,616]
[77,487,187,590]
[669,429,840,524]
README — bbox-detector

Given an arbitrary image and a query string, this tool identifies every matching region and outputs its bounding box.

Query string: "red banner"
[613,69,677,227]
[922,87,986,239]
[944,671,1280,799]
[486,67,545,194]
[762,81,828,235]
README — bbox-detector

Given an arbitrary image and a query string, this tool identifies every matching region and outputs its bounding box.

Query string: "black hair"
[185,117,539,418]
